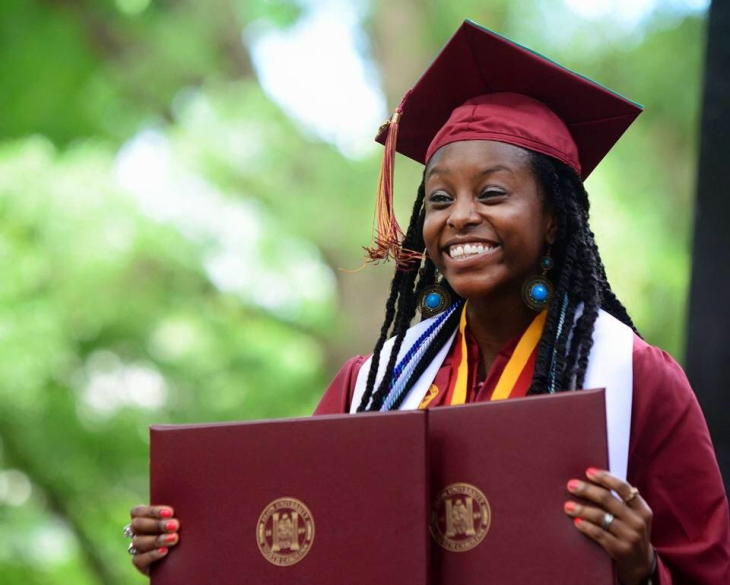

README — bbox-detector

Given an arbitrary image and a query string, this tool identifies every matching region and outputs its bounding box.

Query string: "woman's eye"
[479,189,506,200]
[428,191,452,203]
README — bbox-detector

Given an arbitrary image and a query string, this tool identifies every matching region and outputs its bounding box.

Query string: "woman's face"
[422,140,555,302]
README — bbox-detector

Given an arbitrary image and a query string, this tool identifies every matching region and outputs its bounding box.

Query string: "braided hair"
[357,150,638,411]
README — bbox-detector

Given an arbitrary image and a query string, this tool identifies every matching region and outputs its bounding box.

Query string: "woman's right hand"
[128,505,180,576]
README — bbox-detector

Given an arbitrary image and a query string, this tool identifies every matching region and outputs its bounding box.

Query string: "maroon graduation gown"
[314,334,730,584]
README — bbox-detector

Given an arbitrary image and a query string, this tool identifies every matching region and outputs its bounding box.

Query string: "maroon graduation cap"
[367,19,642,265]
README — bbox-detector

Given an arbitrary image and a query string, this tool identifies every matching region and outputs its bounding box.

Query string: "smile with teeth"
[447,242,499,259]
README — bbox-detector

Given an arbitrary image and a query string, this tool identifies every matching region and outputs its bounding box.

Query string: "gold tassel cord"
[364,90,423,269]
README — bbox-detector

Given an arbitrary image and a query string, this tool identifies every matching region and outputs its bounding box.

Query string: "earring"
[418,268,452,318]
[522,249,554,311]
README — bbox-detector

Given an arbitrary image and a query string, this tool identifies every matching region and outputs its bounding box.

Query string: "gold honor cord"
[450,305,471,405]
[490,309,547,401]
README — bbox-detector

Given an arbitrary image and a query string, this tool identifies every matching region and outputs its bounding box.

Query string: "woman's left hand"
[564,468,655,585]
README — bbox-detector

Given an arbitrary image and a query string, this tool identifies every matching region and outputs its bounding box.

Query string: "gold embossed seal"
[256,497,315,566]
[430,483,491,552]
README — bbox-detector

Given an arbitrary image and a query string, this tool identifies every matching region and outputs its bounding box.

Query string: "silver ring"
[123,524,135,539]
[128,542,139,556]
[601,512,615,531]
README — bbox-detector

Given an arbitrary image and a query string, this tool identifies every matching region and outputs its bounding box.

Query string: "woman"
[127,20,730,584]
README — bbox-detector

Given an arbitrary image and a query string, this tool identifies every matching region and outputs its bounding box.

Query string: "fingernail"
[166,521,177,532]
[567,480,581,492]
[165,534,176,543]
[586,467,600,478]
[574,518,582,526]
[159,509,173,519]
[158,548,168,555]
[564,501,577,513]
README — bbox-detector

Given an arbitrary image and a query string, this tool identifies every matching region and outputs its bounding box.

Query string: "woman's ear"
[544,210,558,245]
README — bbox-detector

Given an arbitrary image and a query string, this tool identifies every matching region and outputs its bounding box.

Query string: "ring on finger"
[123,524,135,539]
[128,542,139,556]
[623,486,639,504]
[601,512,615,531]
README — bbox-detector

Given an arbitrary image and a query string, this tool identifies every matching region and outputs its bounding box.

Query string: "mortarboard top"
[367,19,643,265]
[376,19,643,179]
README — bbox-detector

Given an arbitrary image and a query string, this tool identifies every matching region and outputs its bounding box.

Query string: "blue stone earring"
[522,250,554,311]
[418,268,451,318]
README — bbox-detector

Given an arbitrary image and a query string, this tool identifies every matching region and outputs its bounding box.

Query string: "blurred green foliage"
[0,0,706,582]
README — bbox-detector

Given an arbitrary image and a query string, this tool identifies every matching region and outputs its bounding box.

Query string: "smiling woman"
[312,19,730,585]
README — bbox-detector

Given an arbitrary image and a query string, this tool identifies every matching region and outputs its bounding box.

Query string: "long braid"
[367,265,421,410]
[390,305,462,410]
[358,183,428,411]
[356,261,408,411]
[356,266,407,411]
[570,253,602,389]
[413,257,438,314]
[563,199,600,389]
[529,153,638,394]
[586,230,639,334]
[561,162,637,334]
[602,286,638,334]
[533,154,602,392]
[530,160,578,392]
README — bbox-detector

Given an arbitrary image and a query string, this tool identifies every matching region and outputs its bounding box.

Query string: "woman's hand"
[564,468,655,585]
[128,505,180,576]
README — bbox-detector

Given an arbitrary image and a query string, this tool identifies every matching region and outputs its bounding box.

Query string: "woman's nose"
[447,197,482,231]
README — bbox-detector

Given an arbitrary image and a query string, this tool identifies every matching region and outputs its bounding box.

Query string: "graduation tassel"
[365,108,403,263]
[365,91,422,269]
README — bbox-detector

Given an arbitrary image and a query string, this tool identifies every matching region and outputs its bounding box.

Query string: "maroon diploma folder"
[150,410,428,585]
[428,388,613,585]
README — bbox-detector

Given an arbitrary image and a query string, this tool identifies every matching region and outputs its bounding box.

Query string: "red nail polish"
[574,518,582,526]
[165,534,176,543]
[159,509,173,519]
[564,501,576,513]
[158,548,168,555]
[166,521,177,532]
[586,467,600,478]
[567,480,580,492]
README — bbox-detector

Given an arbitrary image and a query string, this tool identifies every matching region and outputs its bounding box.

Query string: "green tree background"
[0,0,707,582]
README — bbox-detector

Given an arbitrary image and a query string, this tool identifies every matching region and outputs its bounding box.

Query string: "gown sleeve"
[628,337,730,585]
[312,355,366,415]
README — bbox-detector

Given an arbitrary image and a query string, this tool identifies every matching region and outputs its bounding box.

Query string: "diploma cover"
[150,410,428,585]
[428,388,613,584]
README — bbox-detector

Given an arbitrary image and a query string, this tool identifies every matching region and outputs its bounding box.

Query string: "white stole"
[351,309,634,481]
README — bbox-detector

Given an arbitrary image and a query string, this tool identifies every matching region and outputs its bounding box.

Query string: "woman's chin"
[446,275,522,304]
[447,280,500,302]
